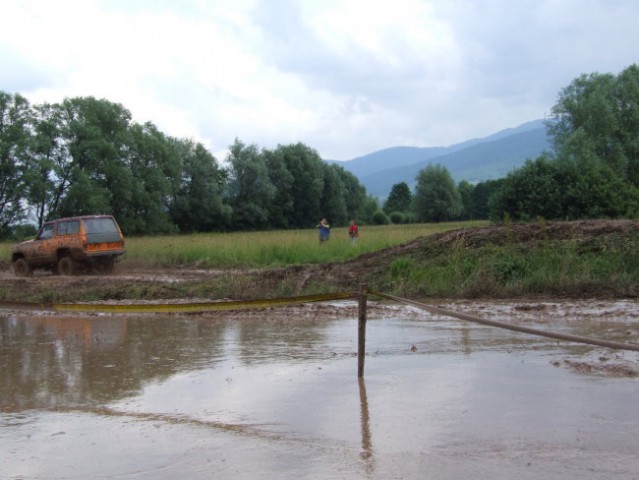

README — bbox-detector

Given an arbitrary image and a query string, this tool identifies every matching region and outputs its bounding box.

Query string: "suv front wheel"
[12,258,33,277]
[57,256,77,276]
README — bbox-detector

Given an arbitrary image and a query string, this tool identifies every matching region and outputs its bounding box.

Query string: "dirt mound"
[430,219,639,246]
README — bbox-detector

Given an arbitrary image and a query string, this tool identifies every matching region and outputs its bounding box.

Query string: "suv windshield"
[38,224,54,240]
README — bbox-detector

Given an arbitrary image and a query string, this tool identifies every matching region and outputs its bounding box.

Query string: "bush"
[389,211,405,224]
[371,209,390,225]
[389,212,409,225]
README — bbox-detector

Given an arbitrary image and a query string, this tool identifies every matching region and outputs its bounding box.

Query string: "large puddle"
[1,300,639,479]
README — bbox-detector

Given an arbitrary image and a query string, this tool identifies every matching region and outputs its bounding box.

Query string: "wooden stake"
[358,283,368,377]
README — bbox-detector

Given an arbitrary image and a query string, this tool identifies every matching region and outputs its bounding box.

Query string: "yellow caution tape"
[0,291,357,314]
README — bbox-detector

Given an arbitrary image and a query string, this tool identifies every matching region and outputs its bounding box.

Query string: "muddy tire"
[57,256,77,276]
[12,258,33,277]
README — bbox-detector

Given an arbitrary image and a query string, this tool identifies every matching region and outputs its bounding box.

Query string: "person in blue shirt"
[317,218,331,244]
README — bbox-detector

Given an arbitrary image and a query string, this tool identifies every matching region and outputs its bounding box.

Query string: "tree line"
[0,94,372,238]
[2,64,639,238]
[377,64,639,224]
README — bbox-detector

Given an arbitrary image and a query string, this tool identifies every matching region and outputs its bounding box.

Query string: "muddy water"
[1,300,639,479]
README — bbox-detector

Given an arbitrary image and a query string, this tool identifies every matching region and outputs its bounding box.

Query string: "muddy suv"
[11,215,126,277]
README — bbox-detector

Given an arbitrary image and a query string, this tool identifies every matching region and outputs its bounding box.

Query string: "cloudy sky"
[1,0,638,161]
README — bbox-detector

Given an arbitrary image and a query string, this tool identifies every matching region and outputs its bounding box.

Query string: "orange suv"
[11,215,126,276]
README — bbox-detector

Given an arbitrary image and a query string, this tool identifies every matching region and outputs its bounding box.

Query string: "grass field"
[3,220,639,301]
[1,221,488,269]
[120,221,488,268]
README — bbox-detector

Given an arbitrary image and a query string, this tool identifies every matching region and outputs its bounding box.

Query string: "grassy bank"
[377,221,639,299]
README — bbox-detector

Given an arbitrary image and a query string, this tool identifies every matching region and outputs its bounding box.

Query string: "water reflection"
[3,304,637,413]
[2,301,639,479]
[0,314,229,410]
[358,378,374,476]
[0,313,360,412]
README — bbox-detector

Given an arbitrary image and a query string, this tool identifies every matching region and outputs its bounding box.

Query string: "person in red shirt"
[348,219,359,245]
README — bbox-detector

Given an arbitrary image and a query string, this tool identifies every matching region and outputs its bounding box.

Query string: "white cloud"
[1,0,638,160]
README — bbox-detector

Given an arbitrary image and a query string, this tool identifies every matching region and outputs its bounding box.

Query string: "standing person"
[348,219,359,244]
[317,218,331,244]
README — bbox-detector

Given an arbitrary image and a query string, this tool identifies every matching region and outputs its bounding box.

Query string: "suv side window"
[58,220,80,235]
[38,224,55,240]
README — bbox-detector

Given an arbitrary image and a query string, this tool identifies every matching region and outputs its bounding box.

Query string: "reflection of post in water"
[358,377,375,474]
[461,323,471,355]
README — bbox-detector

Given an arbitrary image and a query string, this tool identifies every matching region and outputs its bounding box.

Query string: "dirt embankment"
[2,219,639,304]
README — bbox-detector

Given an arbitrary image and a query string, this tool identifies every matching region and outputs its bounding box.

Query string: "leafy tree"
[358,195,381,225]
[272,143,325,228]
[226,138,275,230]
[28,102,73,226]
[488,156,562,221]
[470,178,505,219]
[335,165,367,222]
[123,123,180,234]
[490,155,639,221]
[412,164,462,222]
[33,97,135,222]
[59,169,112,216]
[263,147,295,228]
[548,64,639,186]
[0,91,31,236]
[171,139,229,232]
[323,162,368,226]
[615,65,639,185]
[319,163,348,226]
[559,162,639,219]
[456,180,474,220]
[383,182,412,214]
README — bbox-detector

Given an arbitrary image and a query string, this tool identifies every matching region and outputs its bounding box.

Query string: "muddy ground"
[2,219,639,304]
[2,219,639,380]
[2,222,639,478]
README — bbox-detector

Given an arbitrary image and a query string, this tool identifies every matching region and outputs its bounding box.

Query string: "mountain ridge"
[326,119,551,197]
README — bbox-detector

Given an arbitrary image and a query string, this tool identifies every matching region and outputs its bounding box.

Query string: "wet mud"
[1,299,639,479]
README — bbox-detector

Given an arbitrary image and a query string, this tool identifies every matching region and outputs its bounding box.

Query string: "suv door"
[30,222,57,267]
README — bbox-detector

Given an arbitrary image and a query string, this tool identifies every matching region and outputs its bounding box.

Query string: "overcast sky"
[1,0,638,161]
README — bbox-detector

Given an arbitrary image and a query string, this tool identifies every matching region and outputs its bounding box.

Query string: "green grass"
[1,221,487,268]
[381,235,639,299]
[111,221,488,269]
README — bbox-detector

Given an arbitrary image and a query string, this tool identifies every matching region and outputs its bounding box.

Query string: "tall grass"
[384,235,639,298]
[0,221,487,267]
[118,221,487,268]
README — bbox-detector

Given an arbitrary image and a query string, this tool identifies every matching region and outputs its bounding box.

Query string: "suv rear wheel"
[12,258,33,277]
[57,256,77,276]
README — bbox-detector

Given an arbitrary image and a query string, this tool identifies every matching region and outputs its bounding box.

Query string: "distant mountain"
[327,119,551,198]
